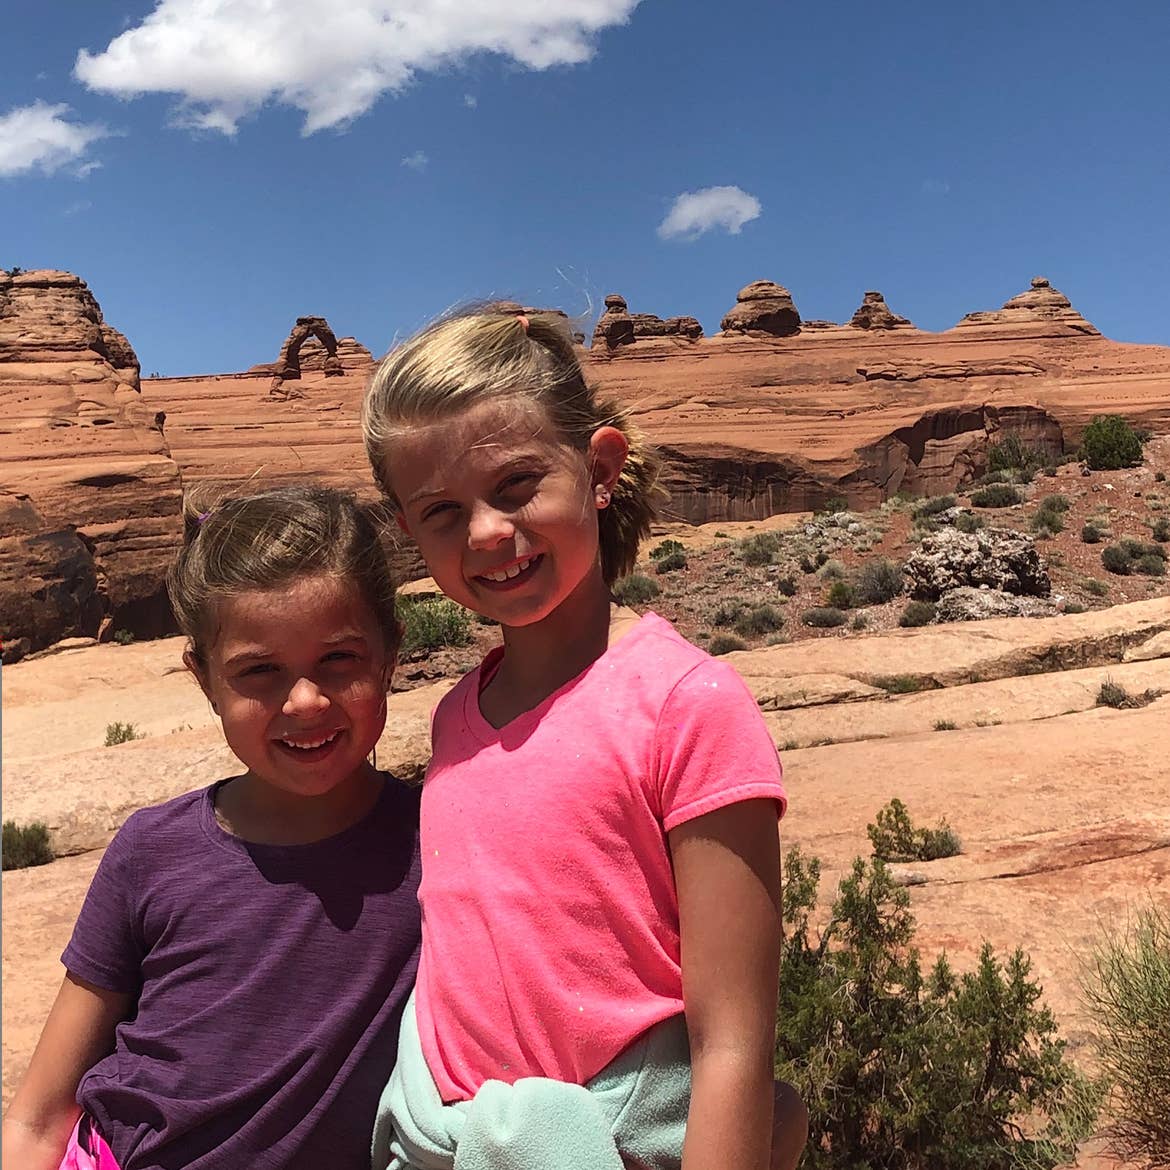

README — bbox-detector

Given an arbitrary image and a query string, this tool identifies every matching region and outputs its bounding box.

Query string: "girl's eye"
[421,501,456,523]
[501,472,539,494]
[323,651,359,664]
[241,663,276,677]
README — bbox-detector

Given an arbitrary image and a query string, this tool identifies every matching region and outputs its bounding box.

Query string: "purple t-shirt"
[62,774,421,1170]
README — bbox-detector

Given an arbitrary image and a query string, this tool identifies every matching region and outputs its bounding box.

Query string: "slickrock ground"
[4,599,1168,1114]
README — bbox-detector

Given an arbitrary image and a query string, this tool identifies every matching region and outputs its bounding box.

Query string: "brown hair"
[167,485,399,666]
[362,308,662,583]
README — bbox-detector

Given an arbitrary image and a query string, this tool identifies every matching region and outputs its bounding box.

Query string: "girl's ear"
[183,649,215,708]
[589,426,629,498]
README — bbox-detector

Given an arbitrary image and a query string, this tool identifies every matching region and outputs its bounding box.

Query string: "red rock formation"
[955,276,1100,335]
[0,270,184,651]
[592,294,703,350]
[269,315,345,397]
[850,290,912,330]
[720,280,802,336]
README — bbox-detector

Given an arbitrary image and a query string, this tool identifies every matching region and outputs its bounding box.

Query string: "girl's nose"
[283,676,331,717]
[467,501,515,550]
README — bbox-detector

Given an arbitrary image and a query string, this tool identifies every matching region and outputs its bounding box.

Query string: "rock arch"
[269,316,344,397]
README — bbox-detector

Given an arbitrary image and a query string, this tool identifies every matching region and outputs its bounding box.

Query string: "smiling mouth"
[477,555,542,585]
[277,730,341,752]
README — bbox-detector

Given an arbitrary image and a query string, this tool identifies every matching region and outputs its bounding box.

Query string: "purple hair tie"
[196,511,212,525]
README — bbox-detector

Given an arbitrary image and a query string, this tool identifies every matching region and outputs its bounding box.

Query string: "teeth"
[281,730,339,750]
[483,558,531,583]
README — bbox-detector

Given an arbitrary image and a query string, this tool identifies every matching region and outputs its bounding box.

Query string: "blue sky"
[3,1,1168,375]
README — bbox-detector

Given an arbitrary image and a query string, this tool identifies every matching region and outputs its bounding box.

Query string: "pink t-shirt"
[415,613,787,1101]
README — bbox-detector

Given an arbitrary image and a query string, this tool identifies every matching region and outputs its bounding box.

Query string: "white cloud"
[401,150,428,171]
[657,185,762,241]
[921,178,951,196]
[463,93,478,108]
[74,0,642,136]
[0,101,109,178]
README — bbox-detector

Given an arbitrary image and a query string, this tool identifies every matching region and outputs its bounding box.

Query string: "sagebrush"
[1082,903,1170,1168]
[2,821,54,870]
[867,797,961,861]
[398,597,472,652]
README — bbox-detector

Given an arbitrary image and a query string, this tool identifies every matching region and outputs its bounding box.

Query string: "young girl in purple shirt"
[2,486,421,1170]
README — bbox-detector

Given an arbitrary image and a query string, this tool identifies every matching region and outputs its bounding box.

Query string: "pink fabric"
[416,612,786,1101]
[59,1116,120,1170]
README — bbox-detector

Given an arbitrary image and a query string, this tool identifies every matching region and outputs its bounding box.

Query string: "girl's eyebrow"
[222,632,367,667]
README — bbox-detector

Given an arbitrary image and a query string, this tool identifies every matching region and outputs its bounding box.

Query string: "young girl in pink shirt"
[362,309,807,1170]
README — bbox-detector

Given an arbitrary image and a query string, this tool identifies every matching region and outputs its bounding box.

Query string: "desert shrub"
[954,511,983,534]
[1137,553,1167,577]
[775,849,1099,1170]
[853,558,903,605]
[1101,544,1133,575]
[611,574,660,606]
[802,607,847,628]
[112,628,136,646]
[398,597,473,652]
[739,532,781,567]
[1119,537,1159,560]
[776,575,797,597]
[851,614,868,631]
[899,600,936,627]
[987,434,1055,476]
[1153,517,1170,543]
[933,720,957,731]
[653,549,687,574]
[825,580,856,609]
[2,821,54,870]
[867,797,961,861]
[734,604,784,638]
[1064,601,1087,614]
[104,722,143,746]
[708,634,747,656]
[1156,470,1167,483]
[1097,679,1134,709]
[1082,903,1170,1168]
[1083,577,1110,597]
[817,558,847,580]
[816,496,848,516]
[1081,522,1104,544]
[911,494,957,521]
[970,483,1023,508]
[874,674,925,694]
[649,538,685,561]
[1039,493,1070,513]
[1080,415,1144,471]
[712,600,747,627]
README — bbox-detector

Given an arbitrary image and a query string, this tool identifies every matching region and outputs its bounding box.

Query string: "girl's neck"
[214,764,383,846]
[479,570,643,729]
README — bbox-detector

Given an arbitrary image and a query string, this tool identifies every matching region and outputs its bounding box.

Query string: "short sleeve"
[61,814,145,994]
[653,658,787,832]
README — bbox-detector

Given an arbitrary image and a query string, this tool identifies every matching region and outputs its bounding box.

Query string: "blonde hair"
[168,485,399,666]
[362,309,661,583]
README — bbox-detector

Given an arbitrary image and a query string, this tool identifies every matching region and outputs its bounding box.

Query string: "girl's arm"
[2,973,132,1170]
[669,798,782,1170]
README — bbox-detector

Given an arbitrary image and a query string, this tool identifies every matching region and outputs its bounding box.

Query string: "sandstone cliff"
[0,270,184,657]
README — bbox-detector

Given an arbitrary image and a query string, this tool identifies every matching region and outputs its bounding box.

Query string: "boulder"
[0,270,184,651]
[591,294,701,349]
[903,527,1051,601]
[720,280,801,337]
[849,290,912,330]
[935,586,1058,622]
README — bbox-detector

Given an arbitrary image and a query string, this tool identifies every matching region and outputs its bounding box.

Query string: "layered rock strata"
[850,290,912,330]
[0,270,184,652]
[956,276,1100,335]
[592,294,702,350]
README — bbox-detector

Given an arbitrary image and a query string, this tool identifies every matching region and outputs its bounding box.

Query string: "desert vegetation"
[398,596,473,653]
[867,798,961,862]
[104,721,143,746]
[2,821,54,870]
[775,849,1099,1170]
